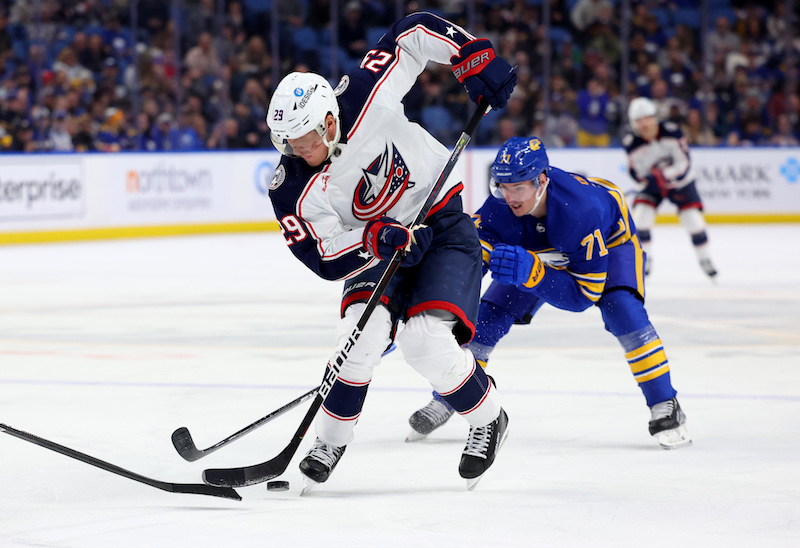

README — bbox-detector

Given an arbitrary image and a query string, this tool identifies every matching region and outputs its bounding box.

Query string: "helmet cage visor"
[490,176,543,201]
[270,120,327,157]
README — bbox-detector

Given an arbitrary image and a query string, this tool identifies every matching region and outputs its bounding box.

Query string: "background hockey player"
[407,136,692,451]
[624,97,717,279]
[266,12,517,491]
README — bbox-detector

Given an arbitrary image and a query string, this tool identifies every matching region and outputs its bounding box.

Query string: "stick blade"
[171,427,202,462]
[168,482,242,501]
[203,442,296,487]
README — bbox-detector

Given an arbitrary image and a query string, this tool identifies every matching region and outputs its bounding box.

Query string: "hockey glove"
[489,244,545,290]
[363,217,433,267]
[651,166,672,198]
[451,39,517,109]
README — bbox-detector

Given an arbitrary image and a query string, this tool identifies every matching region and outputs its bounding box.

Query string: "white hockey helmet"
[268,72,341,159]
[628,97,657,123]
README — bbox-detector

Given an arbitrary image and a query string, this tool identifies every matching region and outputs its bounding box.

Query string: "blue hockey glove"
[363,217,433,267]
[489,244,544,290]
[451,39,517,109]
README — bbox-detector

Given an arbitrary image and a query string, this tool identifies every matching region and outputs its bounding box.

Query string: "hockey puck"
[266,480,290,492]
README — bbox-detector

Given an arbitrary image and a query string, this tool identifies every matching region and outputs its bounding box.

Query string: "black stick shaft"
[1,423,241,500]
[172,386,318,461]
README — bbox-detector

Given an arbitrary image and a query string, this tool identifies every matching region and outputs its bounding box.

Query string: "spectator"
[185,0,216,44]
[0,11,12,63]
[769,113,800,146]
[570,0,613,34]
[184,32,223,78]
[52,47,94,90]
[95,107,131,152]
[544,93,579,147]
[48,110,75,152]
[726,114,766,146]
[576,78,612,147]
[707,15,741,64]
[173,108,205,151]
[153,112,178,151]
[137,0,170,40]
[72,114,95,151]
[339,1,368,61]
[9,118,35,151]
[81,32,109,74]
[681,108,718,146]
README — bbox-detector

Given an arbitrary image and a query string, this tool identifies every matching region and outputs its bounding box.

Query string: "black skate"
[299,437,346,493]
[700,258,718,280]
[406,393,455,442]
[648,397,692,449]
[459,408,509,490]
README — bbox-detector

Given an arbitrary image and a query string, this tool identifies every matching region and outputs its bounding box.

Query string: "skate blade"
[465,425,510,491]
[405,428,428,443]
[300,476,319,496]
[653,424,692,450]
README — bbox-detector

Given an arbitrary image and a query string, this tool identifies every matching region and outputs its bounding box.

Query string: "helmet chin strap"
[525,176,549,216]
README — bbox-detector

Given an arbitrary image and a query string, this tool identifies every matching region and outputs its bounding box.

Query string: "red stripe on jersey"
[426,183,463,219]
[321,406,360,421]
[406,298,476,340]
[349,47,402,139]
[341,291,390,317]
[297,167,363,261]
[439,360,476,396]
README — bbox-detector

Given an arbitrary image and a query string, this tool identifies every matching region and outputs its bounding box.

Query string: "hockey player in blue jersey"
[407,136,692,450]
[266,12,517,491]
[624,97,717,279]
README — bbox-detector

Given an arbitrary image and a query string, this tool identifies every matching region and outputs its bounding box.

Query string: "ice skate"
[406,392,455,442]
[649,397,692,449]
[700,258,718,280]
[298,437,346,493]
[459,408,509,490]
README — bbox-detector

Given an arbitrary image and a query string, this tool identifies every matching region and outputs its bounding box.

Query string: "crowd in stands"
[1,0,798,153]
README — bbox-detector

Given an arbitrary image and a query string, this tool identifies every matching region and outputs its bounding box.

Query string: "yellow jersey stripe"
[629,348,668,374]
[635,364,671,383]
[625,339,662,360]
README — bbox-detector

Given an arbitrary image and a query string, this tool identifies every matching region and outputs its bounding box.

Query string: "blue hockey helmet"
[490,136,549,191]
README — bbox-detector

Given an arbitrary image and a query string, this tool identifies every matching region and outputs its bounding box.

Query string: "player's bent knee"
[398,310,467,383]
[332,303,393,382]
[598,289,650,337]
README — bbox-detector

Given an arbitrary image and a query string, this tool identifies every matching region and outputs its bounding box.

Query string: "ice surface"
[1,225,799,547]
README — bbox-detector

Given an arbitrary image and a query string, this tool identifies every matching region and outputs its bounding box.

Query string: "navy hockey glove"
[451,39,517,109]
[489,244,544,290]
[363,217,433,267]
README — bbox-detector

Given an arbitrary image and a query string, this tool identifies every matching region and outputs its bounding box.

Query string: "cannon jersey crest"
[353,143,416,221]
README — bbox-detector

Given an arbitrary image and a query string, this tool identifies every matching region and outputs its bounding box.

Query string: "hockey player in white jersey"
[266,12,517,491]
[623,97,718,279]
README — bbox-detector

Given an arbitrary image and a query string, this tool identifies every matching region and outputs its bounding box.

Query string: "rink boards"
[1,147,799,245]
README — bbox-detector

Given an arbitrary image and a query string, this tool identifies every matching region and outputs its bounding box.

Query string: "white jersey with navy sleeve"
[268,12,476,281]
[623,121,694,190]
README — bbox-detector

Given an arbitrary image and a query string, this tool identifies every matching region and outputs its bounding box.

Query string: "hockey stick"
[174,345,397,461]
[203,99,491,488]
[172,386,318,461]
[0,423,241,500]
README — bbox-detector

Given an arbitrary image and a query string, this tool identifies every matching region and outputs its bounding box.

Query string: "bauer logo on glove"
[450,39,517,110]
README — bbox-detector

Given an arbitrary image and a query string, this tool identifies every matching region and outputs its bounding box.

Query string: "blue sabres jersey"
[268,13,478,282]
[474,167,646,311]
